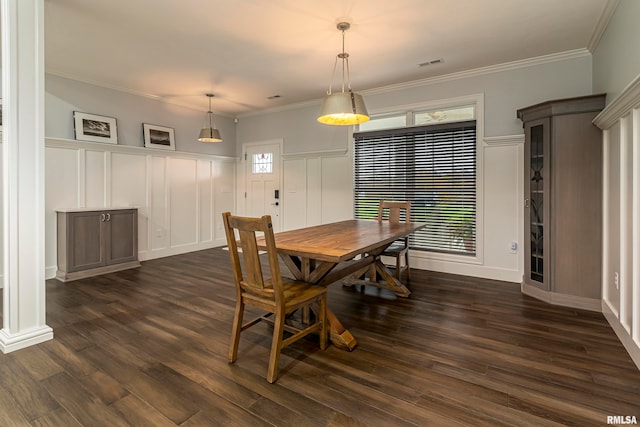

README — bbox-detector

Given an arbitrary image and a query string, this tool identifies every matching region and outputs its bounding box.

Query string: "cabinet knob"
[100,213,106,222]
[106,213,111,221]
[524,198,530,208]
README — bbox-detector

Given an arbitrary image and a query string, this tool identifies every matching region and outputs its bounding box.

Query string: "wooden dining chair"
[222,212,328,383]
[378,200,412,282]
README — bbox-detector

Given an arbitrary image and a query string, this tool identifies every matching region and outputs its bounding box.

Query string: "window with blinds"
[354,120,477,255]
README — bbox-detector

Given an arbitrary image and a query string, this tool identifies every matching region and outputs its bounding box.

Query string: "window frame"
[350,93,485,265]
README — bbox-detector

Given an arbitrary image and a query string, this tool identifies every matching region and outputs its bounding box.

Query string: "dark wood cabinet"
[56,208,140,282]
[518,94,605,301]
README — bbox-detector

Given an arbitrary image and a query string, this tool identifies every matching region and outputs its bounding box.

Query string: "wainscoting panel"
[321,156,353,223]
[282,158,307,231]
[44,138,236,278]
[169,157,199,248]
[84,150,106,207]
[111,152,148,253]
[45,146,81,279]
[198,160,214,243]
[149,155,169,253]
[594,74,640,369]
[307,157,322,226]
[280,153,350,231]
[213,161,236,241]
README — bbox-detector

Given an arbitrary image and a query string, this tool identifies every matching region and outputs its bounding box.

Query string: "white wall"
[43,138,235,279]
[593,0,640,102]
[37,76,239,279]
[46,74,237,157]
[281,153,353,228]
[236,53,593,283]
[592,0,640,369]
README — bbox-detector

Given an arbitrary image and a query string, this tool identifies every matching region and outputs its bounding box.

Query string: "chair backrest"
[222,212,283,300]
[378,200,411,224]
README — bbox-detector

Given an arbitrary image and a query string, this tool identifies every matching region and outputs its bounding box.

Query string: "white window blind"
[354,120,477,255]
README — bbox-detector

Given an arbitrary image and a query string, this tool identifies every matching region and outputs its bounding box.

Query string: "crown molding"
[587,0,620,53]
[239,49,591,119]
[593,73,640,130]
[45,70,236,119]
[49,48,591,122]
[362,49,591,98]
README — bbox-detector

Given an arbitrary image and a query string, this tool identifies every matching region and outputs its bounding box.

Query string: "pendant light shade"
[318,91,369,125]
[198,127,222,142]
[317,22,369,126]
[198,93,223,142]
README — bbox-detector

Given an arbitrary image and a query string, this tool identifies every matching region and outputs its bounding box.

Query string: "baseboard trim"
[603,299,640,370]
[0,325,54,354]
[55,261,141,282]
[521,282,602,312]
[411,256,521,283]
[140,239,226,262]
[44,239,228,279]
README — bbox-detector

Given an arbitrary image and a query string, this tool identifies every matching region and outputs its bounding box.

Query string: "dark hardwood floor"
[0,247,639,426]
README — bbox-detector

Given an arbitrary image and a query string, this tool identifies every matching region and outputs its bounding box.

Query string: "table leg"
[327,309,357,351]
[281,254,359,351]
[374,259,411,297]
[342,257,411,297]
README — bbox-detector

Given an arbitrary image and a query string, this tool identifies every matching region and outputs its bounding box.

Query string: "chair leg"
[405,252,411,281]
[395,255,402,281]
[318,296,328,350]
[228,300,244,363]
[267,308,286,383]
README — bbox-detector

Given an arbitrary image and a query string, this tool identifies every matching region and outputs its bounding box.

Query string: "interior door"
[244,142,282,232]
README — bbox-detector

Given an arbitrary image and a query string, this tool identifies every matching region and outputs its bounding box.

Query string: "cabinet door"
[524,118,551,290]
[67,211,105,272]
[105,209,138,265]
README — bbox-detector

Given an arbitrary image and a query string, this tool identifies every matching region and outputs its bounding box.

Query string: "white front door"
[244,142,282,232]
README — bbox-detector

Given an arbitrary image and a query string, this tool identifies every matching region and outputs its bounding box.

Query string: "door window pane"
[252,153,273,174]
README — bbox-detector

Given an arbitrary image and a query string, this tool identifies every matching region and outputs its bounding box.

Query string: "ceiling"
[44,0,612,117]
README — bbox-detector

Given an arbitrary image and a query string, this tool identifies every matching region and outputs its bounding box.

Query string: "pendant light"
[317,22,370,126]
[198,93,222,142]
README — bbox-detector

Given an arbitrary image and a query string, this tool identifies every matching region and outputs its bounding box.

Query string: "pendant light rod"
[326,22,353,96]
[206,93,214,128]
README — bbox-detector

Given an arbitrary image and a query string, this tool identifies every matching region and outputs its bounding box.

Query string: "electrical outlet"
[614,272,619,290]
[510,241,518,253]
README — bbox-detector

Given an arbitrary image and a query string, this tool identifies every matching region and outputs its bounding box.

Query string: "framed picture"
[143,123,175,150]
[73,112,118,144]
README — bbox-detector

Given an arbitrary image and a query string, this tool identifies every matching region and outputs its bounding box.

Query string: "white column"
[0,0,53,353]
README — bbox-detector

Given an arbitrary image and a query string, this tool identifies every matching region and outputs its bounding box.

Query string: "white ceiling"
[44,0,612,116]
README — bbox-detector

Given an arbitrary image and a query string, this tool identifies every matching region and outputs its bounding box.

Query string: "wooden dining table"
[257,219,425,351]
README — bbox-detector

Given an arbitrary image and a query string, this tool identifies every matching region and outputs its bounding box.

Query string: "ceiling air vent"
[418,58,444,67]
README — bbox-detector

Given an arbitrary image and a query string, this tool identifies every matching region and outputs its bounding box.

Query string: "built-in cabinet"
[56,208,140,281]
[517,94,606,303]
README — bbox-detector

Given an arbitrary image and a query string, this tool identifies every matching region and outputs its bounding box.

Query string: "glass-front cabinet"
[523,119,550,290]
[517,94,605,299]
